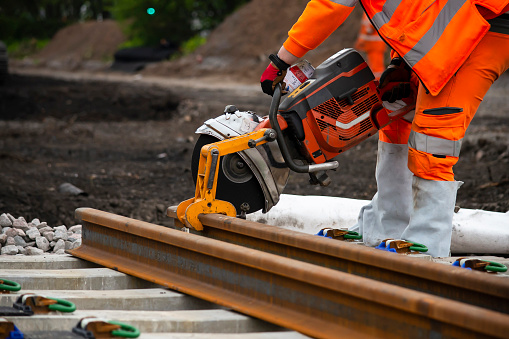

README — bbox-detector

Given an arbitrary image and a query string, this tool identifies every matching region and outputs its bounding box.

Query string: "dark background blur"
[0,0,249,55]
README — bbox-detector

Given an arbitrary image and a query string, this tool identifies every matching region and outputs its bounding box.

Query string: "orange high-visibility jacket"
[283,0,509,96]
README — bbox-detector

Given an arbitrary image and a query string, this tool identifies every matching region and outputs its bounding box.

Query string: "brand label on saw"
[284,60,315,94]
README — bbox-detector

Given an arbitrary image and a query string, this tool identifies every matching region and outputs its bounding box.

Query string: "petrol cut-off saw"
[177,48,413,230]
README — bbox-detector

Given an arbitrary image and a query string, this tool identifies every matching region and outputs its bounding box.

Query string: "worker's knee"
[412,107,466,140]
[407,106,466,181]
[408,148,457,181]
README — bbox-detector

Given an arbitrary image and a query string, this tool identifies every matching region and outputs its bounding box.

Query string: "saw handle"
[269,83,338,173]
[248,129,277,148]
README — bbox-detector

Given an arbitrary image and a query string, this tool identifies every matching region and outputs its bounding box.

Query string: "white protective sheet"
[247,194,509,254]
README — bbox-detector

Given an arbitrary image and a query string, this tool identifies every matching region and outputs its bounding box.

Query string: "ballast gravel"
[0,213,82,255]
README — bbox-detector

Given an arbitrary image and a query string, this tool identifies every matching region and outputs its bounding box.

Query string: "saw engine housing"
[277,48,398,165]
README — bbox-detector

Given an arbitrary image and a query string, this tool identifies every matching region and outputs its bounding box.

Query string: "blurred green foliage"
[0,0,249,52]
[7,38,50,58]
[180,35,207,55]
[0,0,113,44]
[111,0,249,47]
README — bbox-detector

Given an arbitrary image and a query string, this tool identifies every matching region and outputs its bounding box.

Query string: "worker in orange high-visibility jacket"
[260,0,509,257]
[354,13,387,79]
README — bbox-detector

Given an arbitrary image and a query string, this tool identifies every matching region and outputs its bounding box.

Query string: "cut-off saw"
[177,48,413,230]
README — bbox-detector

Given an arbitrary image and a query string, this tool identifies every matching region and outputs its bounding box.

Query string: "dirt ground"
[1,1,508,228]
[0,68,508,228]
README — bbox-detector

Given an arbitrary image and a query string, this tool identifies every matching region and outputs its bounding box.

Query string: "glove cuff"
[390,57,411,70]
[269,54,291,71]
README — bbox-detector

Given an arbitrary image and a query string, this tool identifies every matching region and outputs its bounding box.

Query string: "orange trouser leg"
[379,118,412,145]
[408,31,509,181]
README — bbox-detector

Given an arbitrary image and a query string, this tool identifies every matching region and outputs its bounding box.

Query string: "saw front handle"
[177,128,276,231]
[270,83,339,174]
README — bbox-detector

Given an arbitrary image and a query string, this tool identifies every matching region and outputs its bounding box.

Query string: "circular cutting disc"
[191,134,265,214]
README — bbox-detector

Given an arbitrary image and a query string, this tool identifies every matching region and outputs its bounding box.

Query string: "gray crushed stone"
[0,213,82,255]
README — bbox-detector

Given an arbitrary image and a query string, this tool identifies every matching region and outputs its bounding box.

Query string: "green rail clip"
[48,297,77,313]
[109,320,141,338]
[0,279,21,292]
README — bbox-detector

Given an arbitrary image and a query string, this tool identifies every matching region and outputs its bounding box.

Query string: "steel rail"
[70,208,509,339]
[167,207,509,314]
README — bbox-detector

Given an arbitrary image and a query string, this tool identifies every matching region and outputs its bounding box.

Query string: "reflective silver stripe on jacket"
[371,0,402,28]
[328,0,358,7]
[369,0,467,68]
[408,130,462,157]
[404,0,467,66]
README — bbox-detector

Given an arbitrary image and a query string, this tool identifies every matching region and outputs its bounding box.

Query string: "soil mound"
[33,19,126,70]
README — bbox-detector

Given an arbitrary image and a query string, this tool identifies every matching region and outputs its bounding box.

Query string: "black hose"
[269,84,311,173]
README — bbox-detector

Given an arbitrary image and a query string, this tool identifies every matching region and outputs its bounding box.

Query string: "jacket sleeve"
[283,0,358,58]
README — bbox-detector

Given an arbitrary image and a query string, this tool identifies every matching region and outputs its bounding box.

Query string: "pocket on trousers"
[414,107,465,129]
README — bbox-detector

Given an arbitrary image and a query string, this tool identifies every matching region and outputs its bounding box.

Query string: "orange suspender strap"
[283,0,357,58]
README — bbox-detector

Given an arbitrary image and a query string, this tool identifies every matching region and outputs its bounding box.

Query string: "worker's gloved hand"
[260,54,290,96]
[378,57,417,116]
[378,57,414,102]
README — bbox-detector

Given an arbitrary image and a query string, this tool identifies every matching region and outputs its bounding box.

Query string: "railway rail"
[168,206,509,314]
[67,207,509,339]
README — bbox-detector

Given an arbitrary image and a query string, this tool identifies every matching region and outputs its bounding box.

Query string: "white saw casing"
[195,109,290,213]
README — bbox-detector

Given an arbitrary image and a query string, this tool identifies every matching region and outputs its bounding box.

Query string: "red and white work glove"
[378,57,417,119]
[260,54,291,96]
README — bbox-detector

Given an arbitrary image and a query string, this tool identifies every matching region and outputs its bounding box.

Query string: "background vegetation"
[0,0,249,55]
[112,0,250,48]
